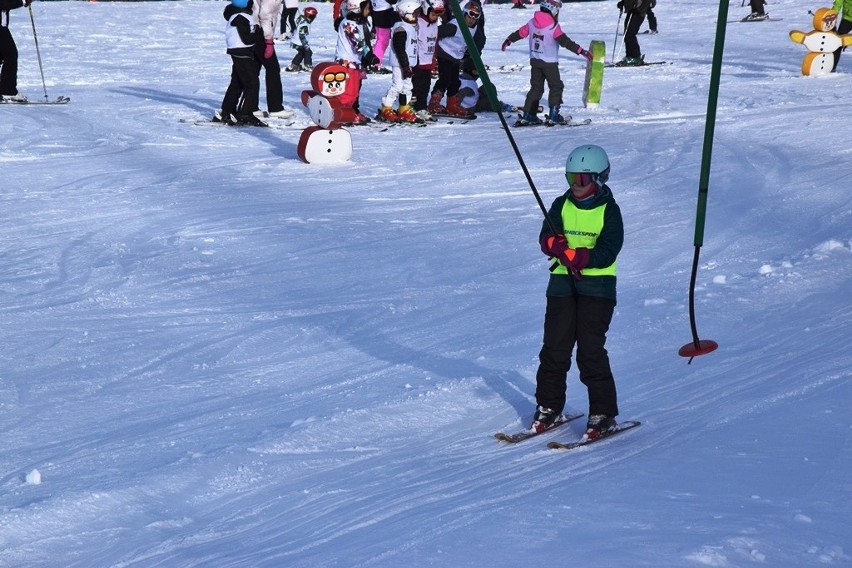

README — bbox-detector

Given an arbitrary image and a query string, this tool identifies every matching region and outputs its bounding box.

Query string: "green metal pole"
[680,0,728,360]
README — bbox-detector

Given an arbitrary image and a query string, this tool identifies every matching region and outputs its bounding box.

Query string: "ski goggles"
[565,172,596,187]
[464,9,481,19]
[323,71,348,82]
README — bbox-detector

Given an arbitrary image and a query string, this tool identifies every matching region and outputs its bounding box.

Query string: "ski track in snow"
[2,0,851,566]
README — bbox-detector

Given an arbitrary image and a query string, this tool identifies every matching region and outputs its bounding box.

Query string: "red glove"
[264,39,275,59]
[577,47,593,62]
[24,0,33,6]
[559,247,590,271]
[502,39,512,52]
[540,234,569,258]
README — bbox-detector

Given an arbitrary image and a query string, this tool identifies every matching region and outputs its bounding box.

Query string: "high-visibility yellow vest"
[551,200,617,277]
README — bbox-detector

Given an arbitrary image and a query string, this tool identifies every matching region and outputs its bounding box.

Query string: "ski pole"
[28,4,49,102]
[611,8,623,65]
[446,0,559,237]
[614,11,632,64]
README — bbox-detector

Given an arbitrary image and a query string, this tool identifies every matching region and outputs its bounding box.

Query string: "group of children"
[331,0,488,124]
[219,0,495,125]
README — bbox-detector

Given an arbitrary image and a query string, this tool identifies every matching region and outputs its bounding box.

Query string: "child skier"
[286,6,317,72]
[335,0,373,123]
[615,0,653,65]
[217,0,266,126]
[377,0,422,123]
[533,144,624,441]
[428,0,484,118]
[501,0,591,125]
[411,0,444,121]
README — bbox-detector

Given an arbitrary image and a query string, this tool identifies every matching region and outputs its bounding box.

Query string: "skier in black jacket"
[615,0,653,66]
[0,0,33,102]
[217,0,266,125]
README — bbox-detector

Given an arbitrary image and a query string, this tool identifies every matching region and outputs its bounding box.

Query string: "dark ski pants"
[535,295,619,418]
[646,8,657,32]
[623,10,645,59]
[222,54,261,116]
[833,19,852,72]
[0,27,19,97]
[433,55,461,98]
[281,7,297,36]
[290,46,313,69]
[749,0,766,15]
[411,67,432,111]
[255,43,284,113]
[523,59,563,114]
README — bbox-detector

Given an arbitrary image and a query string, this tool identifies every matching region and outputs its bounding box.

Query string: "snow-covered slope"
[1,0,850,566]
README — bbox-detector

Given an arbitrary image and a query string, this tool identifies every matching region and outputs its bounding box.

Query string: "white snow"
[2,0,851,566]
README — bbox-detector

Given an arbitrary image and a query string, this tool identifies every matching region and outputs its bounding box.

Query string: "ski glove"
[402,66,413,79]
[501,39,512,52]
[264,39,275,59]
[541,234,569,258]
[577,47,593,62]
[561,247,590,271]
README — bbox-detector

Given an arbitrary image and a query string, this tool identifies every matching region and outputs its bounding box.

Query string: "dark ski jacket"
[539,184,624,303]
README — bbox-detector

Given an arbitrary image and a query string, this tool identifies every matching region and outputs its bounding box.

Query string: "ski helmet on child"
[565,145,610,184]
[304,6,318,21]
[396,0,421,21]
[540,0,562,17]
[230,0,250,8]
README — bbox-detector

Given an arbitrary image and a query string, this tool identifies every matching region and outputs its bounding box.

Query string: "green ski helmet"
[565,144,610,185]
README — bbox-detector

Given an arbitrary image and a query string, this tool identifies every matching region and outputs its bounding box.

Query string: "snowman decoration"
[789,7,852,76]
[297,63,359,164]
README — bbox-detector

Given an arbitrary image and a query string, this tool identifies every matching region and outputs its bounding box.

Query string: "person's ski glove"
[264,39,275,59]
[402,66,413,78]
[501,39,512,51]
[561,247,590,271]
[540,234,569,258]
[577,47,593,62]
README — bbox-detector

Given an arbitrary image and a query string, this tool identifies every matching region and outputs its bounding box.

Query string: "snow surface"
[2,0,851,566]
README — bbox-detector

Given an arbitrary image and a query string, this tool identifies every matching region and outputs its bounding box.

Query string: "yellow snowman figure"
[790,7,852,75]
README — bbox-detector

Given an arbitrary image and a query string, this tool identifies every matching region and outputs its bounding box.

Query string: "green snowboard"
[583,40,606,108]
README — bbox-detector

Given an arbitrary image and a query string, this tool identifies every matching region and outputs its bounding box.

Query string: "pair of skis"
[494,413,641,451]
[0,95,70,105]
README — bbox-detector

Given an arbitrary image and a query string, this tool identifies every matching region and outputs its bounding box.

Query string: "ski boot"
[616,55,645,67]
[545,106,566,125]
[742,12,769,21]
[427,90,447,114]
[515,111,543,126]
[397,105,424,124]
[284,64,301,72]
[531,406,560,434]
[267,108,295,119]
[234,112,269,127]
[415,109,434,122]
[213,110,237,125]
[445,95,474,118]
[584,414,617,441]
[377,105,399,123]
